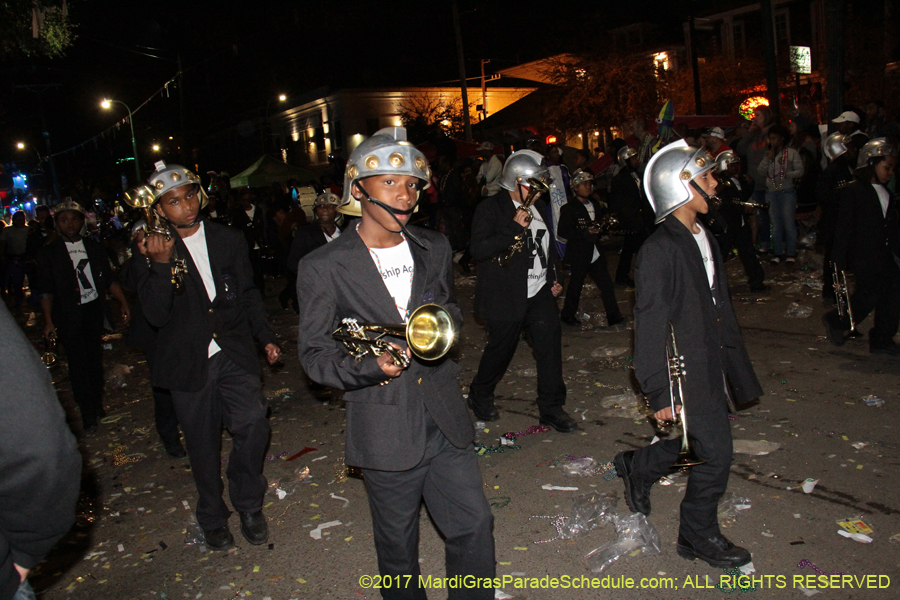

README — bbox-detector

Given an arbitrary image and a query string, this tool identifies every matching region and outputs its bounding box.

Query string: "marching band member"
[816,133,858,304]
[823,138,900,354]
[135,162,281,551]
[296,128,495,600]
[610,146,654,284]
[557,168,625,328]
[614,141,762,569]
[468,150,575,433]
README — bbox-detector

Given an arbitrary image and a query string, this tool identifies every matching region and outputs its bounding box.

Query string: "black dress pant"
[470,284,566,414]
[361,410,495,600]
[717,221,765,289]
[561,253,621,321]
[153,387,181,446]
[170,351,270,530]
[616,230,648,282]
[631,407,732,541]
[56,299,105,428]
[828,261,900,349]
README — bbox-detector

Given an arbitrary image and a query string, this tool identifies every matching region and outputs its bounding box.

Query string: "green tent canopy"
[229,155,318,189]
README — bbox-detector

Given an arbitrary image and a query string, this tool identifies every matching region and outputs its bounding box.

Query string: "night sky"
[2,0,680,179]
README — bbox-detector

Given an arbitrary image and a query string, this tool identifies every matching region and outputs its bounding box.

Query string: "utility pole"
[688,16,703,114]
[452,0,473,142]
[480,58,491,121]
[760,0,781,123]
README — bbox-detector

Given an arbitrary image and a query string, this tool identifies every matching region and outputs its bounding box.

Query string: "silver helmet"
[823,132,851,161]
[569,168,593,192]
[315,192,340,207]
[147,161,209,209]
[644,140,715,223]
[339,127,431,216]
[498,149,550,191]
[857,137,897,168]
[714,150,741,173]
[617,146,637,168]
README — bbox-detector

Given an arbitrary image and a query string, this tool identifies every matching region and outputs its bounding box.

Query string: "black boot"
[677,534,752,568]
[239,511,269,545]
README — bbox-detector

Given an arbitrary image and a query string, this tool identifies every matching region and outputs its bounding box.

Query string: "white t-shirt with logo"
[181,222,222,357]
[514,201,550,299]
[65,240,99,304]
[692,224,715,292]
[368,240,414,322]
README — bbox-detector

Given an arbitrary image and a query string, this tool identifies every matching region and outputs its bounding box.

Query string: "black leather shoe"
[238,511,269,545]
[607,314,626,327]
[822,314,845,347]
[749,284,770,292]
[203,525,234,551]
[676,534,752,568]
[613,451,650,515]
[163,438,187,459]
[467,396,500,422]
[539,410,577,433]
[561,316,580,326]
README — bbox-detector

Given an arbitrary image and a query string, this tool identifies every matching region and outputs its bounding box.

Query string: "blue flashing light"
[25,202,32,208]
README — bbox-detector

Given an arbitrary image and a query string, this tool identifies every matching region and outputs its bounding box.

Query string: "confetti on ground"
[310,520,342,540]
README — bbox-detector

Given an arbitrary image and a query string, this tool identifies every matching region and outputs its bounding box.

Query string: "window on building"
[366,118,380,136]
[774,9,790,46]
[733,19,746,55]
[332,121,343,152]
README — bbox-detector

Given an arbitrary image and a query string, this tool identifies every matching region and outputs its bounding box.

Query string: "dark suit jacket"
[470,190,561,321]
[135,221,277,392]
[610,168,653,231]
[557,198,606,268]
[815,157,854,247]
[296,226,472,471]
[35,237,118,327]
[833,180,900,278]
[633,216,763,415]
[286,223,340,274]
[230,203,266,249]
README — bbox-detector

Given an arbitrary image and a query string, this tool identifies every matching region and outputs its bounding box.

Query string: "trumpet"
[833,264,857,334]
[661,322,704,468]
[498,177,550,267]
[123,185,188,295]
[576,213,619,233]
[332,304,457,369]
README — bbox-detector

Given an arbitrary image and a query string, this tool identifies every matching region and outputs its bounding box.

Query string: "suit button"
[208,308,214,313]
[717,317,721,322]
[212,333,218,338]
[720,344,724,349]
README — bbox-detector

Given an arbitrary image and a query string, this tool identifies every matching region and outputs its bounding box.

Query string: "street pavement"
[25,247,900,600]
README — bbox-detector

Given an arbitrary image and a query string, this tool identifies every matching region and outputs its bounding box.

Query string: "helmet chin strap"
[353,180,427,249]
[689,179,720,208]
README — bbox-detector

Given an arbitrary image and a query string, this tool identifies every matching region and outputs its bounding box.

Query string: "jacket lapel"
[408,234,430,314]
[345,227,407,323]
[665,217,716,304]
[174,226,211,306]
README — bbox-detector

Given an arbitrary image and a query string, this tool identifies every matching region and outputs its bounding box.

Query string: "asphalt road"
[26,248,900,600]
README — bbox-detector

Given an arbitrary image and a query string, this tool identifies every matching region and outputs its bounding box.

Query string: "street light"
[101,98,142,184]
[16,142,25,149]
[263,94,289,153]
[152,144,160,152]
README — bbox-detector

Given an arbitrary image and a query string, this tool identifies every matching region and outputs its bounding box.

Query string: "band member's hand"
[144,233,175,264]
[377,343,409,378]
[764,148,774,159]
[14,564,28,583]
[550,281,563,297]
[120,304,131,325]
[264,343,281,365]
[513,209,531,228]
[654,405,681,424]
[43,322,56,342]
[588,226,600,235]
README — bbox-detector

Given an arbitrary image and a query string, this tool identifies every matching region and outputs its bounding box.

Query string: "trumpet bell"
[123,185,157,209]
[672,448,705,468]
[407,304,457,361]
[41,352,58,368]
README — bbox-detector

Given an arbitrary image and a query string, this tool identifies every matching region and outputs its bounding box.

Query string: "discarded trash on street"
[784,302,813,318]
[801,478,818,494]
[585,512,661,574]
[591,345,629,358]
[532,492,617,543]
[862,395,885,408]
[718,492,752,527]
[732,439,781,455]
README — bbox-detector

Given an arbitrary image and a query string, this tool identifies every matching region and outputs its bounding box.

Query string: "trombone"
[123,185,189,295]
[332,304,457,369]
[833,264,857,335]
[498,176,550,267]
[41,336,58,368]
[662,322,704,468]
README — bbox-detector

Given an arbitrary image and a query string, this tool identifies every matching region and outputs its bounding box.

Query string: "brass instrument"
[41,336,58,368]
[332,304,457,369]
[576,213,619,233]
[498,177,550,267]
[662,323,704,468]
[123,185,188,295]
[833,264,857,335]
